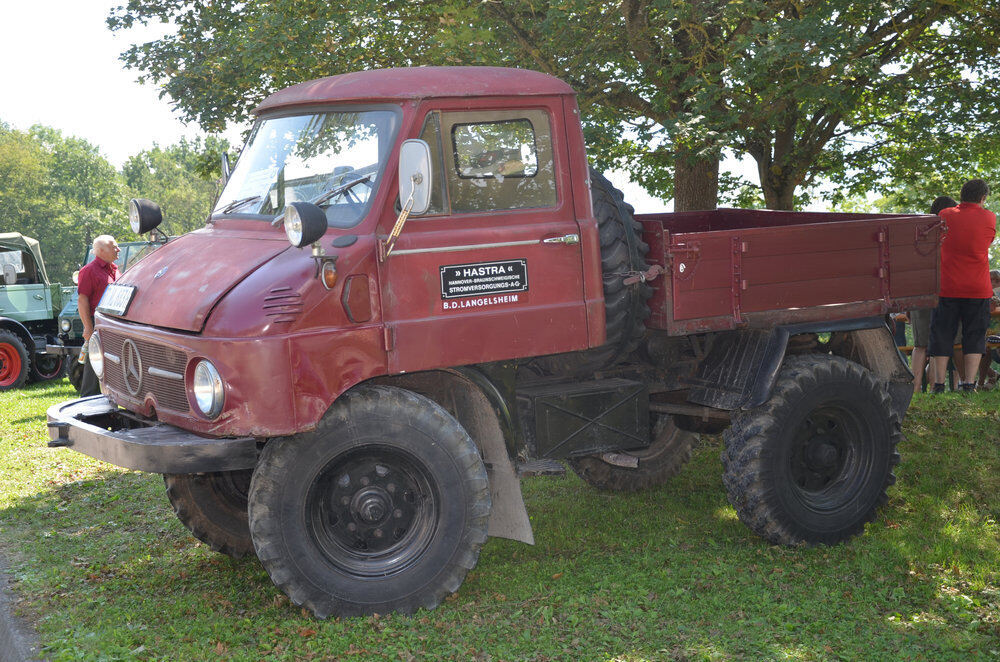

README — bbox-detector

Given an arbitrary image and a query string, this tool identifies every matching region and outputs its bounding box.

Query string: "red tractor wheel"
[0,330,29,390]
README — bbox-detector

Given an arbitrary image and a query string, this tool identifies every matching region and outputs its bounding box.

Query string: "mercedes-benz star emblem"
[122,339,143,396]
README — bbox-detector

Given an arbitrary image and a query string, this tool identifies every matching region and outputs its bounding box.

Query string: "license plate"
[96,283,137,316]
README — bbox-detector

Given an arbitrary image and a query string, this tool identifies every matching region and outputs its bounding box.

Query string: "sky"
[0,2,732,213]
[0,1,235,165]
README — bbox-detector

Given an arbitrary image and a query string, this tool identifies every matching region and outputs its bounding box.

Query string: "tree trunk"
[673,146,719,211]
[759,172,797,210]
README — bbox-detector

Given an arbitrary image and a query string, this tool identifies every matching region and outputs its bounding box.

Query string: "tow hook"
[47,421,72,447]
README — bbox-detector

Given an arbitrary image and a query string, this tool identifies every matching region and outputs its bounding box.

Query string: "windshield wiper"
[314,173,374,206]
[219,195,261,214]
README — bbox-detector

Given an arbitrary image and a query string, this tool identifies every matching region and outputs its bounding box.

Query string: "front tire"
[164,470,254,558]
[0,330,29,391]
[248,385,491,618]
[569,414,698,492]
[722,355,900,545]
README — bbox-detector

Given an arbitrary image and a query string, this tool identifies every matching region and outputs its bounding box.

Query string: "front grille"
[102,330,189,412]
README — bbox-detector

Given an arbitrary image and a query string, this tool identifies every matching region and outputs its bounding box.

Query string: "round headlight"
[60,319,71,333]
[128,199,141,234]
[88,332,104,379]
[193,360,224,418]
[284,204,303,247]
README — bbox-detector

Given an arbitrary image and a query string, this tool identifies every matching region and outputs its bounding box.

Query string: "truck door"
[378,106,591,373]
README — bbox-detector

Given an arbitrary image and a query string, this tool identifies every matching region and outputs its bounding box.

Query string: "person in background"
[78,235,120,397]
[975,269,1000,389]
[909,195,958,393]
[928,180,997,392]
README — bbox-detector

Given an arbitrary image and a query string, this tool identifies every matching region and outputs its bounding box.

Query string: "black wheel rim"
[305,446,438,578]
[787,403,874,513]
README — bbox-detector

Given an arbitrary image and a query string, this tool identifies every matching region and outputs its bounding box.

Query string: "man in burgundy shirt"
[928,179,997,392]
[78,235,120,396]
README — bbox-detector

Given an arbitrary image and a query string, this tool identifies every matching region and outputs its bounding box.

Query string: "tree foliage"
[0,124,128,283]
[123,136,229,234]
[109,0,1000,210]
[0,123,223,284]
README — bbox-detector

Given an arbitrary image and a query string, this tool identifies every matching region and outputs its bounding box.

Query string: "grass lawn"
[1,378,998,661]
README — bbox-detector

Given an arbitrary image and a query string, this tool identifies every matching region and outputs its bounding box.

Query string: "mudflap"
[684,317,911,422]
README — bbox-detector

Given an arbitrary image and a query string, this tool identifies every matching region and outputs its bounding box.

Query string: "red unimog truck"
[47,67,941,618]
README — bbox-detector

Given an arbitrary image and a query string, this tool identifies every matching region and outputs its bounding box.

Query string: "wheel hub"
[352,487,391,525]
[306,449,437,576]
[791,409,853,492]
[805,435,840,470]
[0,345,20,385]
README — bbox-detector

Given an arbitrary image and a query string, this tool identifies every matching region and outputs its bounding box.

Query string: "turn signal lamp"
[321,261,338,289]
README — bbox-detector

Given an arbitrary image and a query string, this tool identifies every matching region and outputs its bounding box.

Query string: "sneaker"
[959,382,977,393]
[931,383,946,394]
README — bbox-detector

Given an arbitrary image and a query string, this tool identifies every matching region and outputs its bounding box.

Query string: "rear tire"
[528,167,652,377]
[248,385,491,618]
[569,415,698,492]
[29,353,64,382]
[0,330,29,391]
[164,471,254,558]
[722,355,900,545]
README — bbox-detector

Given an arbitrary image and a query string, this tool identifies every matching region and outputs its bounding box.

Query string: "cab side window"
[415,109,558,215]
[445,110,556,213]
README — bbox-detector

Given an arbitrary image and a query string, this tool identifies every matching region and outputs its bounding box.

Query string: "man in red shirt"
[78,235,120,396]
[929,179,997,392]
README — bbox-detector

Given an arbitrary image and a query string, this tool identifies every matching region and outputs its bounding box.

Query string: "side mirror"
[398,139,432,215]
[221,152,232,186]
[129,198,163,235]
[283,202,328,247]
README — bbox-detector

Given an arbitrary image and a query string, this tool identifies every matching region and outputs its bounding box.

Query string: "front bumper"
[46,396,259,473]
[45,342,81,358]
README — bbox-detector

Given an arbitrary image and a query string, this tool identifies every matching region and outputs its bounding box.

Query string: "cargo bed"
[638,209,942,335]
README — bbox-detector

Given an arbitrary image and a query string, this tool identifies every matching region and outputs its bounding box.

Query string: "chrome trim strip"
[104,353,121,364]
[148,366,184,381]
[390,239,540,256]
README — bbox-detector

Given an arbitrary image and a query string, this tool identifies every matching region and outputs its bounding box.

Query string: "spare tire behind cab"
[528,167,652,377]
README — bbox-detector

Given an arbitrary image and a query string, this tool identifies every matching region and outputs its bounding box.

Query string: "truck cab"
[84,67,604,437]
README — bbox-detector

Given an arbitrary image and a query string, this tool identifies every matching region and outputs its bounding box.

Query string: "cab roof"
[254,67,576,115]
[0,232,48,284]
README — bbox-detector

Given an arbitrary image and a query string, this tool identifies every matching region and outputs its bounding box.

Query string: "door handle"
[34,294,44,300]
[542,234,580,245]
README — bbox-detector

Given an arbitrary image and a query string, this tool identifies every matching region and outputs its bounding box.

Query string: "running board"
[516,459,566,477]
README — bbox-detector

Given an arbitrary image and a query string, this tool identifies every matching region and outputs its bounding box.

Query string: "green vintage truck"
[0,232,68,389]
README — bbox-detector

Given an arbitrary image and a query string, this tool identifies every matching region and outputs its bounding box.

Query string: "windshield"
[213,108,400,227]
